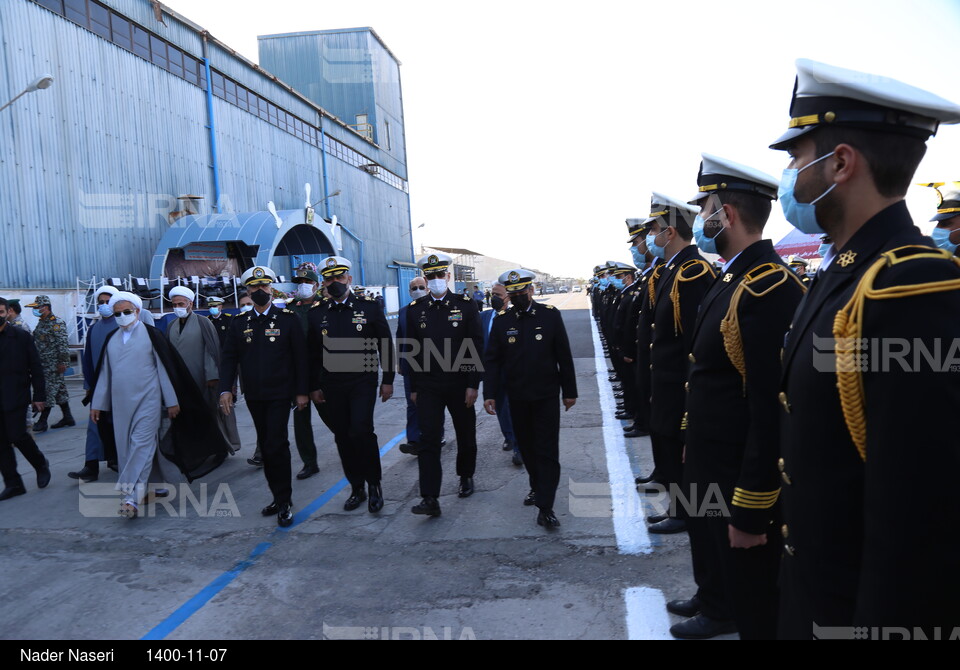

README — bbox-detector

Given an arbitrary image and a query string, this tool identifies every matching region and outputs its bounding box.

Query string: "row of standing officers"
[592,57,960,639]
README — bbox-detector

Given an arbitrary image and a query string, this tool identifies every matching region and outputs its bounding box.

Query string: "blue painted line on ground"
[141,429,406,640]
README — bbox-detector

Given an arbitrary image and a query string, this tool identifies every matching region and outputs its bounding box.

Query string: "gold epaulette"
[545,304,555,309]
[462,295,471,301]
[282,308,294,314]
[671,260,716,335]
[732,487,780,510]
[834,245,960,462]
[497,309,506,316]
[680,412,688,431]
[648,264,664,307]
[720,263,806,394]
[310,301,322,309]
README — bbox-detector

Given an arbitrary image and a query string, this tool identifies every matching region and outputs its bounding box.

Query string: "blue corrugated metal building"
[0,0,415,295]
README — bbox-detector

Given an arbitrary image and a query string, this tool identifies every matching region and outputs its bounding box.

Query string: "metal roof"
[148,209,338,280]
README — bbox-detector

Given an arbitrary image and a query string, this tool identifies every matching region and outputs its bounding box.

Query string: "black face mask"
[490,296,505,311]
[251,290,272,307]
[326,281,348,299]
[511,292,531,311]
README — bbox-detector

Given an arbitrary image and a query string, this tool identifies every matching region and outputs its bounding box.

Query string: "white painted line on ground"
[624,587,674,640]
[590,316,652,555]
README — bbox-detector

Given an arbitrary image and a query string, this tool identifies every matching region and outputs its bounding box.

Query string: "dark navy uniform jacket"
[684,239,805,534]
[405,291,482,393]
[483,301,578,403]
[778,201,960,637]
[218,304,308,402]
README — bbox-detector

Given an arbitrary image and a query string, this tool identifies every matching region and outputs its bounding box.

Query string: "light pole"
[0,74,54,113]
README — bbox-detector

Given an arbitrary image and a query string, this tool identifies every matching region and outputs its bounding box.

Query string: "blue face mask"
[631,246,647,270]
[779,152,836,235]
[646,232,666,259]
[599,277,610,289]
[931,227,959,254]
[818,242,833,258]
[610,277,624,290]
[97,304,113,318]
[209,307,221,317]
[693,209,725,255]
[32,308,42,317]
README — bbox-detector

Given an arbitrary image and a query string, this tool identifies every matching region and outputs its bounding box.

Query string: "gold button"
[784,544,795,557]
[781,472,792,486]
[684,382,689,391]
[781,524,789,539]
[651,324,656,330]
[649,343,654,350]
[778,391,791,413]
[649,364,653,370]
[688,353,696,363]
[778,457,785,472]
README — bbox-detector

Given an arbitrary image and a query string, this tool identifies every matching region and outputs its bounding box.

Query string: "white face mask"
[296,283,316,299]
[427,278,447,296]
[410,288,428,300]
[116,312,138,328]
[173,307,189,319]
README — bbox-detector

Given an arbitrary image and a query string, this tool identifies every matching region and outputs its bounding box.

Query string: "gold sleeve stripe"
[733,488,781,500]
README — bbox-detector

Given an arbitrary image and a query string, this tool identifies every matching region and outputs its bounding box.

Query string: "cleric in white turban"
[89,291,229,519]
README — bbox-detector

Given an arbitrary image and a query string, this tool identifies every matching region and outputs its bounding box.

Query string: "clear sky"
[165,0,960,278]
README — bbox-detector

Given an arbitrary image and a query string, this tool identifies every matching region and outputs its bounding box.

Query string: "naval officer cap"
[593,265,604,276]
[499,268,536,293]
[643,192,699,228]
[611,262,636,276]
[240,266,278,286]
[918,182,960,222]
[688,154,779,204]
[626,218,650,243]
[319,256,351,279]
[417,252,452,274]
[770,58,960,150]
[206,296,225,307]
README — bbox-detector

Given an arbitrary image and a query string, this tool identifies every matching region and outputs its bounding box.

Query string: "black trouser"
[247,399,293,505]
[509,396,561,512]
[650,432,683,494]
[416,386,476,498]
[293,400,319,468]
[317,377,381,489]
[688,510,780,639]
[0,409,46,488]
[633,360,651,432]
[612,352,637,415]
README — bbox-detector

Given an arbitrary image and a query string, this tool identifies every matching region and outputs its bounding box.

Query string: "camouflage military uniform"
[33,312,70,405]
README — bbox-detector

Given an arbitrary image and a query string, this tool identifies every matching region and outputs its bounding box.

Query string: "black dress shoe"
[0,485,27,501]
[646,511,670,524]
[458,476,474,498]
[648,518,687,534]
[523,490,537,506]
[638,480,666,494]
[296,464,319,480]
[615,412,635,421]
[623,427,648,438]
[36,460,51,489]
[344,487,367,511]
[666,595,701,618]
[512,452,523,467]
[613,392,625,399]
[536,509,560,529]
[615,403,626,411]
[411,496,441,517]
[247,456,263,467]
[399,442,421,456]
[502,440,513,451]
[277,503,294,528]
[68,464,99,482]
[261,501,280,516]
[368,483,384,513]
[669,614,737,640]
[439,439,447,448]
[634,472,657,485]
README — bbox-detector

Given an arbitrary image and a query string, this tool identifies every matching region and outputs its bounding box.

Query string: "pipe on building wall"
[318,116,333,220]
[201,36,222,213]
[338,223,365,285]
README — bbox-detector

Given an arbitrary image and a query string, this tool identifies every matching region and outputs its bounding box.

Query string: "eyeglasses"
[424,272,446,280]
[113,309,135,318]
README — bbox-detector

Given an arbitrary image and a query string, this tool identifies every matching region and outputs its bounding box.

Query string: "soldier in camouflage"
[25,296,74,432]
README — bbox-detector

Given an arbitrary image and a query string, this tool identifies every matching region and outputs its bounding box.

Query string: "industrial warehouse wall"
[0,0,413,290]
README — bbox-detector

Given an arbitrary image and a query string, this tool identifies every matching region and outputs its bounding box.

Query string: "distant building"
[1,0,415,303]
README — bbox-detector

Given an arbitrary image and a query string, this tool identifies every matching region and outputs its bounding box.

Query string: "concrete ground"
[0,293,728,640]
